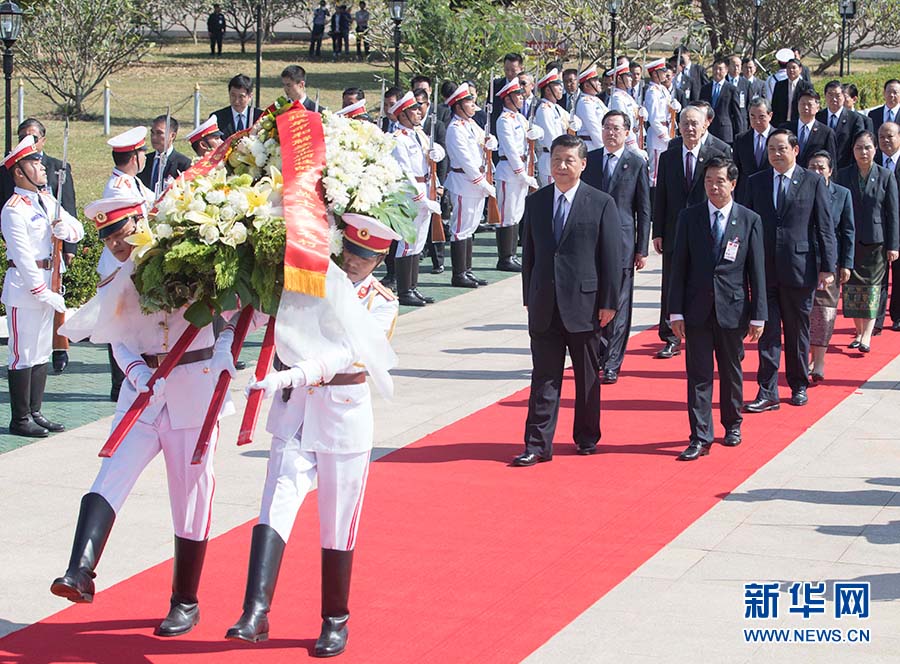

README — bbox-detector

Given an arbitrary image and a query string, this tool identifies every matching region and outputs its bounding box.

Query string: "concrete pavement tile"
[714,523,857,563]
[680,550,835,584]
[633,547,709,580]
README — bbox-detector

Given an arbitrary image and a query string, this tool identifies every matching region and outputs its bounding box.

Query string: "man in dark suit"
[491,53,523,128]
[673,46,707,103]
[652,104,732,359]
[739,129,837,411]
[740,57,767,102]
[875,121,900,332]
[516,134,622,466]
[699,58,745,144]
[138,115,192,194]
[582,110,651,384]
[416,87,450,274]
[867,79,900,136]
[733,97,774,200]
[669,157,767,460]
[281,65,323,112]
[207,4,226,56]
[211,74,263,138]
[781,90,837,168]
[818,80,867,169]
[793,49,812,83]
[560,68,581,113]
[771,60,814,126]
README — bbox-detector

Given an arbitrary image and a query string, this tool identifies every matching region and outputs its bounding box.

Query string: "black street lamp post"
[389,0,407,88]
[0,2,22,154]
[752,0,762,62]
[609,0,619,69]
[839,0,857,77]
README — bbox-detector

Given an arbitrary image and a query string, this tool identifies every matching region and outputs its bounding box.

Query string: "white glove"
[568,115,583,132]
[51,222,71,241]
[522,174,539,189]
[669,99,682,112]
[526,125,544,141]
[427,144,446,162]
[637,107,649,120]
[245,367,307,400]
[130,365,166,402]
[211,327,237,378]
[636,148,649,162]
[422,197,442,215]
[484,134,498,151]
[479,180,497,199]
[36,289,66,313]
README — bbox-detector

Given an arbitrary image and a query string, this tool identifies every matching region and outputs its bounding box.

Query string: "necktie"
[888,157,896,172]
[776,174,786,214]
[712,210,725,259]
[712,82,720,108]
[684,151,694,192]
[151,154,160,189]
[799,125,809,153]
[787,82,795,121]
[889,109,896,124]
[755,134,765,167]
[829,114,837,129]
[236,112,245,132]
[36,193,49,217]
[553,193,566,245]
[602,153,615,190]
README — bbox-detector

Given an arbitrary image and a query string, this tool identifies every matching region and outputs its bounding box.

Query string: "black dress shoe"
[576,445,599,455]
[52,350,69,374]
[380,275,396,291]
[431,265,445,274]
[398,292,426,307]
[466,270,488,286]
[31,412,65,432]
[511,452,550,466]
[9,417,49,438]
[411,288,434,304]
[744,397,780,413]
[51,568,96,603]
[656,342,681,359]
[235,360,247,370]
[496,257,522,272]
[810,372,824,383]
[859,343,870,354]
[602,369,618,385]
[848,339,861,349]
[677,441,709,461]
[873,328,882,336]
[790,389,808,406]
[892,320,900,332]
[451,273,479,288]
[722,430,742,447]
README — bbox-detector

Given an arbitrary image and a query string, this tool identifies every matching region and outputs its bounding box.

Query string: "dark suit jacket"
[668,201,767,329]
[771,78,814,126]
[733,129,771,201]
[867,105,900,136]
[652,136,732,252]
[780,120,837,168]
[700,80,745,143]
[436,103,452,125]
[827,181,855,270]
[0,154,76,218]
[744,77,767,101]
[521,182,622,334]
[137,149,192,190]
[835,163,899,249]
[684,62,707,103]
[817,108,867,169]
[211,106,264,137]
[581,147,652,266]
[422,114,449,182]
[300,96,323,113]
[740,166,837,288]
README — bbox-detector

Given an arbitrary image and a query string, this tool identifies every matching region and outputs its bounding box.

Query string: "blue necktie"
[553,194,566,245]
[151,155,160,189]
[712,82,720,108]
[799,125,809,153]
[754,133,765,167]
[236,113,245,132]
[712,210,725,259]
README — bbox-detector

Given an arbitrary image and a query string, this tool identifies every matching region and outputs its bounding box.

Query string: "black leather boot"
[380,242,397,291]
[496,226,522,272]
[8,368,48,437]
[410,254,433,303]
[30,363,64,432]
[155,536,208,636]
[108,344,125,402]
[226,524,286,643]
[465,237,488,285]
[396,256,424,306]
[450,240,477,288]
[52,349,69,374]
[50,493,116,603]
[314,548,354,658]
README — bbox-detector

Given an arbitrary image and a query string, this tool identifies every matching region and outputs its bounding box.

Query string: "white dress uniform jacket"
[573,93,608,152]
[534,98,570,185]
[644,82,678,185]
[444,115,488,198]
[495,109,530,227]
[391,127,435,256]
[609,88,643,150]
[103,168,155,213]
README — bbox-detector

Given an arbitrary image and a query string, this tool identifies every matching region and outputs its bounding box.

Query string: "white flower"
[198,221,220,245]
[155,223,174,239]
[222,221,248,247]
[205,189,226,205]
[220,205,236,222]
[328,224,344,256]
[188,198,207,212]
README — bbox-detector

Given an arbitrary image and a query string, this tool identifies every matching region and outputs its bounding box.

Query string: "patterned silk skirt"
[843,242,885,320]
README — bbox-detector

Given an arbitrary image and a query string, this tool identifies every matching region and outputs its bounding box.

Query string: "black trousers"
[756,285,814,401]
[309,26,325,56]
[658,251,677,344]
[524,305,603,457]
[209,32,223,55]
[875,257,900,329]
[603,267,634,373]
[685,314,745,444]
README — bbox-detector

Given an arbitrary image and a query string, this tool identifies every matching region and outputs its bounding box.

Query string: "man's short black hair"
[550,134,587,159]
[705,156,739,182]
[503,53,523,65]
[689,99,715,122]
[17,117,45,139]
[602,109,631,131]
[228,74,253,94]
[410,75,431,91]
[343,87,365,100]
[281,65,307,83]
[824,80,843,95]
[768,128,799,148]
[885,79,900,90]
[809,149,833,170]
[440,80,457,99]
[152,115,179,134]
[385,85,402,100]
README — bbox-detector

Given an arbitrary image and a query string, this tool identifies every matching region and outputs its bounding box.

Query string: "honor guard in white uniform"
[608,61,649,156]
[103,127,155,211]
[389,91,444,307]
[534,69,581,186]
[643,58,681,186]
[495,78,542,272]
[765,48,793,100]
[226,215,400,658]
[1,136,84,437]
[335,98,369,121]
[51,195,238,639]
[573,66,608,152]
[185,116,225,158]
[444,82,497,288]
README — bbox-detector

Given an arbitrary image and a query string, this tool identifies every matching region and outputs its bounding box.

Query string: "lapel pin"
[792,180,799,184]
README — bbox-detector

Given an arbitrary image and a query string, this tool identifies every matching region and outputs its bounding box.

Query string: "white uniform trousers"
[6,305,52,369]
[89,406,217,542]
[537,152,553,187]
[259,435,370,551]
[648,146,666,187]
[496,177,528,228]
[448,194,485,241]
[396,205,430,257]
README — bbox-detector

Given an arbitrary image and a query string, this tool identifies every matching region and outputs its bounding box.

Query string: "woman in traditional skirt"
[835,131,900,353]
[807,151,854,380]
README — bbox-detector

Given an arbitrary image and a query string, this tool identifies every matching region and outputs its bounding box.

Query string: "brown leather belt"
[577,135,592,140]
[541,147,550,153]
[327,373,367,385]
[451,167,465,173]
[498,155,526,162]
[8,259,51,270]
[142,347,213,369]
[414,176,427,183]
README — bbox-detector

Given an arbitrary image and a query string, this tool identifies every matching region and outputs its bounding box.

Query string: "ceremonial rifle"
[636,106,645,151]
[484,75,501,224]
[377,78,386,131]
[526,94,538,193]
[314,90,320,113]
[154,106,171,201]
[428,85,446,242]
[50,118,69,358]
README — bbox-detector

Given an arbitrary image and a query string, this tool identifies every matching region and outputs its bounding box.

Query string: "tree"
[17,0,154,117]
[222,0,310,52]
[815,0,900,74]
[144,3,212,44]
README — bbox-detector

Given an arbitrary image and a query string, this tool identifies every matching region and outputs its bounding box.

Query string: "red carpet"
[3,323,899,664]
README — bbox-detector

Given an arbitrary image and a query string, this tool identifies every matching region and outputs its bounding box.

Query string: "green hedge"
[0,215,103,317]
[814,63,900,110]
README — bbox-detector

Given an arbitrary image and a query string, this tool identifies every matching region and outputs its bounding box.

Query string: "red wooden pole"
[237,316,276,446]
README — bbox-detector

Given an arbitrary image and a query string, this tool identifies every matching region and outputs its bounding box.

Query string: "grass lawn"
[18,41,394,204]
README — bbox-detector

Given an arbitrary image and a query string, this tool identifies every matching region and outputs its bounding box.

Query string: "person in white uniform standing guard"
[643,58,681,188]
[534,68,581,186]
[50,195,238,638]
[2,136,84,437]
[226,215,400,658]
[573,66,608,153]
